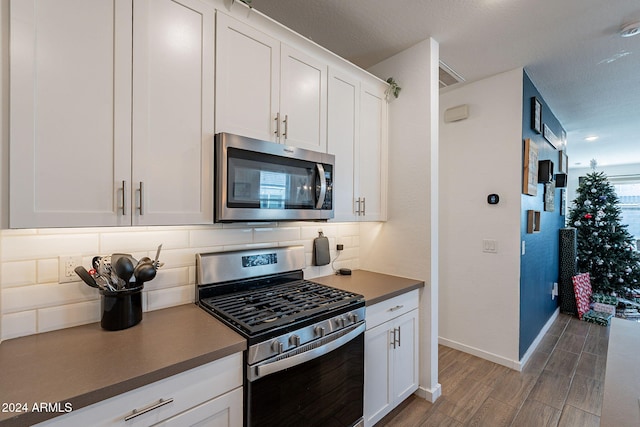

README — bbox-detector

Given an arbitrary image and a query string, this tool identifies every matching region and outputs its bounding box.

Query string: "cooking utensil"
[114,256,135,287]
[134,261,157,285]
[153,244,162,269]
[74,266,99,289]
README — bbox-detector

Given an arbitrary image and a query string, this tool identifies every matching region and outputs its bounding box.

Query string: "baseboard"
[438,337,521,370]
[516,307,559,371]
[415,383,441,403]
[439,307,560,372]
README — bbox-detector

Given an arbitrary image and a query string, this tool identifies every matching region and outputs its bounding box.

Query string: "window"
[611,176,640,242]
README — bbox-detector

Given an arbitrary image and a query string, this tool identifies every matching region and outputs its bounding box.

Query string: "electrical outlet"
[552,282,559,300]
[59,255,83,283]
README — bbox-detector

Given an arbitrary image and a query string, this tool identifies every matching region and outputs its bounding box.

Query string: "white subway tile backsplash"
[37,258,59,284]
[1,233,99,261]
[100,230,189,253]
[147,267,190,291]
[1,222,364,339]
[2,311,37,340]
[190,228,253,248]
[300,224,338,239]
[2,282,98,314]
[1,260,36,288]
[38,300,101,333]
[253,227,300,243]
[146,285,194,311]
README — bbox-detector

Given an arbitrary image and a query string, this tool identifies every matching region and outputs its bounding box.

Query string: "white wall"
[0,0,8,342]
[362,38,441,402]
[439,69,523,366]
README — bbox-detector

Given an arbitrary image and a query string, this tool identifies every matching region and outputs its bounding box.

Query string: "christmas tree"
[568,171,640,294]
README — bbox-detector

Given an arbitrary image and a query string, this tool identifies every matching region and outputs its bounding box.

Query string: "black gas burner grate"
[200,280,361,335]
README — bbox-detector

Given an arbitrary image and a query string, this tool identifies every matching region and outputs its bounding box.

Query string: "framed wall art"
[523,138,539,196]
[543,123,559,149]
[544,181,555,212]
[531,97,542,133]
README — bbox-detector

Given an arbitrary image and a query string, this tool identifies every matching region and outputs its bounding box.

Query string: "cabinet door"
[358,82,388,221]
[364,324,392,427]
[132,0,214,225]
[280,45,327,152]
[215,13,280,143]
[9,0,132,228]
[392,310,419,403]
[155,387,242,427]
[327,68,359,221]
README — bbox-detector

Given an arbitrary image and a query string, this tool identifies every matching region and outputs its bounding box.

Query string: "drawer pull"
[124,398,174,421]
[388,305,404,312]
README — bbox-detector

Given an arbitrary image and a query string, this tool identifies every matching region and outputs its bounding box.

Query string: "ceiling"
[248,0,640,169]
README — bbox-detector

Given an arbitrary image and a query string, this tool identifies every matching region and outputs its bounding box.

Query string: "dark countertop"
[313,269,424,305]
[0,304,246,427]
[0,270,421,426]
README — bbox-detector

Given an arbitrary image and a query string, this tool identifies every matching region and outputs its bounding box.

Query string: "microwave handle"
[315,163,327,209]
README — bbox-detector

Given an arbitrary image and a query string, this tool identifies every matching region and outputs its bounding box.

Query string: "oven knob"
[335,317,346,328]
[348,313,358,323]
[271,340,284,354]
[315,326,326,337]
[289,334,301,347]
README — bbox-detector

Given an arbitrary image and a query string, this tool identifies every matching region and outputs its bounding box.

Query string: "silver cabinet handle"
[283,114,288,139]
[137,182,144,215]
[274,112,281,138]
[124,398,174,421]
[355,197,361,216]
[390,328,396,349]
[362,197,366,216]
[121,180,127,215]
[315,163,327,209]
[388,305,404,312]
[396,326,401,348]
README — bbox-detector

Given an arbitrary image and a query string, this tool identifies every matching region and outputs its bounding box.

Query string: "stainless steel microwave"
[215,133,334,222]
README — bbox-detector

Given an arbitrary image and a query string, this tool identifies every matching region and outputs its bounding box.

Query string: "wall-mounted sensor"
[487,194,499,205]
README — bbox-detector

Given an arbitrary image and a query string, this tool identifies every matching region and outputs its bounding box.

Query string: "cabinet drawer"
[37,353,242,427]
[366,290,419,330]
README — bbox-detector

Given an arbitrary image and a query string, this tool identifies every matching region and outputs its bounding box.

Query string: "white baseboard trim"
[516,307,560,371]
[415,383,442,403]
[439,307,560,372]
[438,337,521,370]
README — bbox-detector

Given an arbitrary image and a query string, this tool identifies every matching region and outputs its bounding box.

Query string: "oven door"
[246,323,365,427]
[215,132,334,222]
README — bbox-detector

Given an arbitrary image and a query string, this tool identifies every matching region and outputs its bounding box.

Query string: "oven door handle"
[249,322,365,382]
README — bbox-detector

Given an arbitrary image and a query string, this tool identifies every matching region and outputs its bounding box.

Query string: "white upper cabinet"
[279,44,327,152]
[215,12,280,143]
[131,0,214,226]
[9,0,214,228]
[10,0,132,228]
[328,68,388,222]
[328,68,359,221]
[215,13,327,152]
[358,82,388,221]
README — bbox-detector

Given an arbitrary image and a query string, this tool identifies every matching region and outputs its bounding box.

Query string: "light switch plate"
[482,239,498,253]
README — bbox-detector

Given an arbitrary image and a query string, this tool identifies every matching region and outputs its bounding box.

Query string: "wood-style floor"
[377,313,609,426]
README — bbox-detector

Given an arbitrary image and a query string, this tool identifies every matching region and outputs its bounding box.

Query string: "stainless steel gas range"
[196,246,365,427]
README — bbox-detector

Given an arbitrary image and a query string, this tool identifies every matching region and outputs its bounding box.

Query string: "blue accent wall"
[519,72,565,358]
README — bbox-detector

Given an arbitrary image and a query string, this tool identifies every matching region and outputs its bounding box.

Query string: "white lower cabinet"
[36,353,242,427]
[364,291,419,427]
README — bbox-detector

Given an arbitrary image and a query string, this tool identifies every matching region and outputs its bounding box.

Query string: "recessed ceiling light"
[620,22,640,38]
[585,136,599,142]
